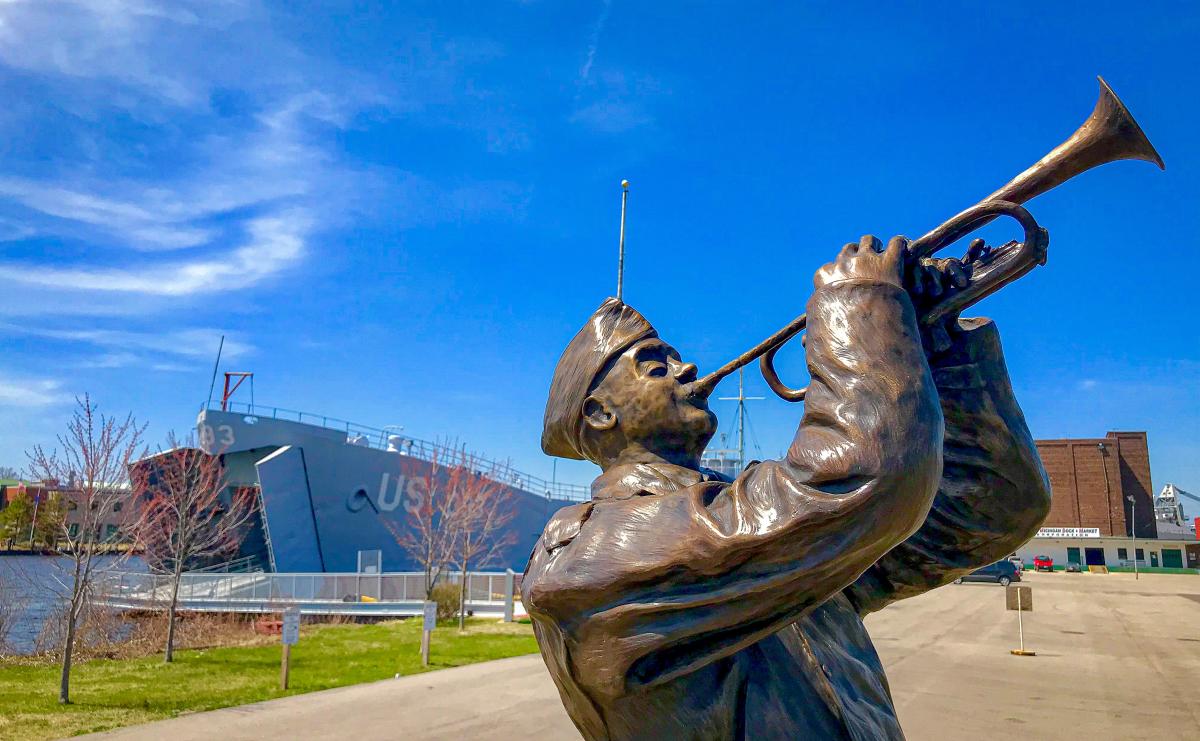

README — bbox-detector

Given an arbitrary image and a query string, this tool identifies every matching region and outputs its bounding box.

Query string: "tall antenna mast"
[617,179,629,301]
[206,335,225,408]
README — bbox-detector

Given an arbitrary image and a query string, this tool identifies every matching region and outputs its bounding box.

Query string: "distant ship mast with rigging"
[702,367,764,478]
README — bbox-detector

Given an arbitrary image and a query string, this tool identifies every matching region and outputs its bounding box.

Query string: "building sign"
[1005,585,1033,611]
[1036,527,1100,538]
[281,607,301,645]
[423,600,438,631]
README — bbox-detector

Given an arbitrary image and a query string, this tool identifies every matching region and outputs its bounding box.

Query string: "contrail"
[579,0,612,84]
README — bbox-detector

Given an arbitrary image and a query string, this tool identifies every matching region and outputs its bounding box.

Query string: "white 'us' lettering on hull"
[377,472,426,514]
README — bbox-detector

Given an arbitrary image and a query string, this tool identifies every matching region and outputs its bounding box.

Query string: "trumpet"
[693,77,1164,403]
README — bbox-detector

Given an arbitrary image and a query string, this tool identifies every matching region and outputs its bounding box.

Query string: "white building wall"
[1014,537,1194,569]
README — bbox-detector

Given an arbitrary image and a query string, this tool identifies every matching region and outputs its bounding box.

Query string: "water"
[0,554,145,655]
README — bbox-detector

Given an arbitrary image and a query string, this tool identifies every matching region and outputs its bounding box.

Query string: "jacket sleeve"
[524,279,944,701]
[843,317,1051,616]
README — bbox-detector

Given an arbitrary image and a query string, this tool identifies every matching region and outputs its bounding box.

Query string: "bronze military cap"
[542,297,657,460]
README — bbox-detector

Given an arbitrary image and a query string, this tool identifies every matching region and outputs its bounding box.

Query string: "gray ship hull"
[195,407,582,573]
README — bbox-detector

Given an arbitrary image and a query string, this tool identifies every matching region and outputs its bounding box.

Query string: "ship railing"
[95,569,523,620]
[189,555,264,574]
[203,400,590,502]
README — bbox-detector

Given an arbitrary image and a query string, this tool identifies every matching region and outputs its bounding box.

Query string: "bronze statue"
[523,79,1162,740]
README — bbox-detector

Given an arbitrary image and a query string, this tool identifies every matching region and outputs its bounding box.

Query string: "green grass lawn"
[0,618,538,741]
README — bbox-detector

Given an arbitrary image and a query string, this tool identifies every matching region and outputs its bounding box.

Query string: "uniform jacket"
[523,279,1051,740]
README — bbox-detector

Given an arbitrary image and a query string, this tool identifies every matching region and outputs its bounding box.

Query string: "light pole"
[1097,442,1114,536]
[1127,494,1138,580]
[27,489,40,551]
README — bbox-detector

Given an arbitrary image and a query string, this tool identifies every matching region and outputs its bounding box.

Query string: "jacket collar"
[590,461,729,501]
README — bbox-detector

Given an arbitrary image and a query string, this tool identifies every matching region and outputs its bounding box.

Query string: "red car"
[1033,555,1054,572]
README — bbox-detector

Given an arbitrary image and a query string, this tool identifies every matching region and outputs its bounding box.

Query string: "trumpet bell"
[985,76,1163,209]
[703,77,1164,404]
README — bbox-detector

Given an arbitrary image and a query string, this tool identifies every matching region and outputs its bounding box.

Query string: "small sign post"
[281,607,301,689]
[1005,585,1035,656]
[421,600,437,667]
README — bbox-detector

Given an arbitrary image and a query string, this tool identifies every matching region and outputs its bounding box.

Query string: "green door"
[1067,547,1081,566]
[1163,549,1183,568]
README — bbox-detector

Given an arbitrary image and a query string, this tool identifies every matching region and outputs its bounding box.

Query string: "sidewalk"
[84,654,580,741]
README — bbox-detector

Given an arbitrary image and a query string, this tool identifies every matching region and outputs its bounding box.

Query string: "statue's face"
[586,338,717,461]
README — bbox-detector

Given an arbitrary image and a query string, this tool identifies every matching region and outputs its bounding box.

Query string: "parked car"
[1033,555,1054,571]
[954,560,1021,586]
[1007,556,1025,572]
[1064,562,1082,573]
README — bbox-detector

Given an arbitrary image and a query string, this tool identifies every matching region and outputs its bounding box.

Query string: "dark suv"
[953,560,1021,586]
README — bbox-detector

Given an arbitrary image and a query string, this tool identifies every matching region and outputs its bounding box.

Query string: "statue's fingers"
[965,238,986,263]
[923,266,944,297]
[859,235,883,254]
[883,235,907,274]
[945,260,969,288]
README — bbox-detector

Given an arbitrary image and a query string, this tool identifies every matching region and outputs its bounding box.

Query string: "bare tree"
[449,456,516,630]
[129,432,257,662]
[26,395,144,704]
[386,446,460,600]
[0,465,19,479]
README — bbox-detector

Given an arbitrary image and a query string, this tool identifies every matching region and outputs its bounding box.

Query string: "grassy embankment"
[0,618,537,741]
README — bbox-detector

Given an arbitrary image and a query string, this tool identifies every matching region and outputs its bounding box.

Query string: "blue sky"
[0,2,1196,499]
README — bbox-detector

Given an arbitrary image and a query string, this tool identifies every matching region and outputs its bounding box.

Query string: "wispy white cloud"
[570,70,661,134]
[571,4,663,135]
[579,0,612,85]
[0,216,35,242]
[570,99,653,134]
[0,3,529,314]
[0,212,307,296]
[0,2,350,310]
[79,352,143,370]
[0,373,71,408]
[0,177,217,250]
[0,324,251,360]
[0,0,257,107]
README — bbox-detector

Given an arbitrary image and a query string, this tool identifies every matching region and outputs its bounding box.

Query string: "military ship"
[189,373,587,573]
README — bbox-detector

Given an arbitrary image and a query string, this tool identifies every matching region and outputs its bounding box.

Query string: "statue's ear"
[582,395,616,432]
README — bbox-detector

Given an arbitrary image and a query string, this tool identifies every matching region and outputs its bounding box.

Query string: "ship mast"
[718,367,764,471]
[702,367,765,475]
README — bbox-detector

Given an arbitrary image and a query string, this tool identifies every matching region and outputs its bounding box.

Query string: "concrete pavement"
[86,653,578,741]
[87,571,1200,740]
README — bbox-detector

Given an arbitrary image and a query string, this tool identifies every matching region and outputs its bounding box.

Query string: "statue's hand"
[815,235,905,290]
[906,238,992,304]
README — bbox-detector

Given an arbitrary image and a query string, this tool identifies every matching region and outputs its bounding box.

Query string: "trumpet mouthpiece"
[690,373,720,400]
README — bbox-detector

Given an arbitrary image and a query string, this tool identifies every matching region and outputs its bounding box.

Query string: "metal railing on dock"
[96,569,521,620]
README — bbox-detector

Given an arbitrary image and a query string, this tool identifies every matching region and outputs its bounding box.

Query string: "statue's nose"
[675,362,698,383]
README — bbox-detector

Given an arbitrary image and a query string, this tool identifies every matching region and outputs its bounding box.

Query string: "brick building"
[0,478,137,546]
[1014,431,1199,571]
[1035,431,1155,539]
